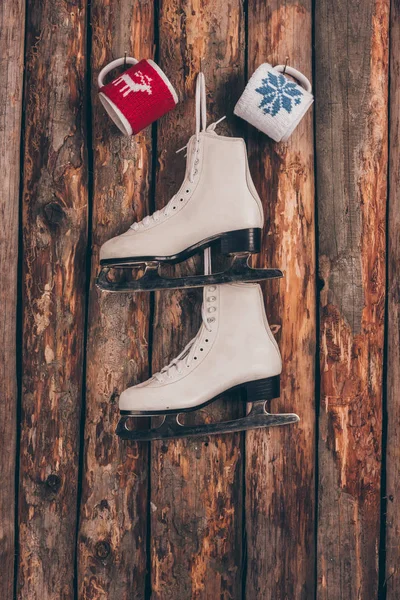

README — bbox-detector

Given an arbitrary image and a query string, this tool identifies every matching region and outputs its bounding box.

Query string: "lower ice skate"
[116,282,299,441]
[97,73,282,293]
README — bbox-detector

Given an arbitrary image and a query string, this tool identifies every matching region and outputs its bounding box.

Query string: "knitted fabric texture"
[99,59,178,135]
[234,63,313,142]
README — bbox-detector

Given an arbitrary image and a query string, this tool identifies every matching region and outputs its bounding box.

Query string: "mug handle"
[97,57,138,88]
[274,64,312,93]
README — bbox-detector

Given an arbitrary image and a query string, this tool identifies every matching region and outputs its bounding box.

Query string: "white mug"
[234,63,313,142]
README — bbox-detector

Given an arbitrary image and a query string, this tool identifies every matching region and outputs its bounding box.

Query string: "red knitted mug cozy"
[98,57,178,135]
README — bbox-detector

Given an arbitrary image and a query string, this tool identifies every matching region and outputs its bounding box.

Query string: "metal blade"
[96,256,283,293]
[116,404,299,441]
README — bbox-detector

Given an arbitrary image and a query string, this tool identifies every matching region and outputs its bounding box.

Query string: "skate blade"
[115,401,299,441]
[96,255,283,293]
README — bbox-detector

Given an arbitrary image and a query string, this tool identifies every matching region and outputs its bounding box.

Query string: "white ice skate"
[97,73,282,293]
[116,282,299,441]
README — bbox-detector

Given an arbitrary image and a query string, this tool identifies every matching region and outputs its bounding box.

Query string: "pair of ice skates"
[97,73,299,441]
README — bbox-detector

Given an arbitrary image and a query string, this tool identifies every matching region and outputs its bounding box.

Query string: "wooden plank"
[386,0,400,595]
[315,0,389,598]
[150,1,245,598]
[244,2,315,598]
[0,0,25,597]
[17,1,88,598]
[77,1,153,597]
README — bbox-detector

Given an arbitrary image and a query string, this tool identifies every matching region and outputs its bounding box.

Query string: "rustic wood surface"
[0,0,25,597]
[18,1,88,598]
[315,0,389,598]
[150,1,245,598]
[77,1,153,598]
[1,0,396,598]
[245,1,316,599]
[386,0,400,595]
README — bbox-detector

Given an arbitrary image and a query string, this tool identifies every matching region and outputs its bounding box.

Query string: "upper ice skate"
[96,73,282,292]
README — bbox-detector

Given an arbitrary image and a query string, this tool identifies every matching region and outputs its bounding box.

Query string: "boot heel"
[245,376,280,401]
[220,228,261,255]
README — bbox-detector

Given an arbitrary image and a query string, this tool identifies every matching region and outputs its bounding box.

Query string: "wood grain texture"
[315,0,389,598]
[0,0,25,597]
[244,2,316,599]
[77,1,153,598]
[385,0,400,595]
[150,1,245,598]
[3,2,395,597]
[17,1,88,598]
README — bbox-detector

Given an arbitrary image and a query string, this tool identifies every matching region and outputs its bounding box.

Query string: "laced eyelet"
[208,286,216,292]
[207,296,216,302]
[208,307,216,313]
[207,317,215,323]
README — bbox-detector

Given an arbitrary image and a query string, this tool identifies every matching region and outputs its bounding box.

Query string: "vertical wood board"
[77,1,154,598]
[18,1,88,598]
[315,0,389,597]
[0,0,25,597]
[385,0,400,595]
[245,1,316,598]
[150,1,245,598]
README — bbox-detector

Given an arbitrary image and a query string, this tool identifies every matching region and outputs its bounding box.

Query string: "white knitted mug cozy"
[234,63,313,142]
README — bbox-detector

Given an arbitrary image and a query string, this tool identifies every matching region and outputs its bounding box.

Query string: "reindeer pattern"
[112,70,153,97]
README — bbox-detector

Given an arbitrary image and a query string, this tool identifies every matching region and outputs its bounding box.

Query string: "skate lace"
[154,302,212,383]
[130,73,225,232]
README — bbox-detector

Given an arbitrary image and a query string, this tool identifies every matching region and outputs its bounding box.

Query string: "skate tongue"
[176,116,226,179]
[175,135,199,181]
[174,134,196,176]
[153,292,215,383]
[177,346,191,361]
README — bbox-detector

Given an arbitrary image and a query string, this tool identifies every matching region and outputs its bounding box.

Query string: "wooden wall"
[0,0,395,598]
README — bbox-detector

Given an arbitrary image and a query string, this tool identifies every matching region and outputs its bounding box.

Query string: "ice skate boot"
[97,73,282,293]
[116,282,299,441]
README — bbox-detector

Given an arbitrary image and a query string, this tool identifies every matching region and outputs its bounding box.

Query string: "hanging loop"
[274,64,312,93]
[97,56,138,88]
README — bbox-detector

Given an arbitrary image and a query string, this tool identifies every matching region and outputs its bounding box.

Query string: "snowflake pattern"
[256,72,303,117]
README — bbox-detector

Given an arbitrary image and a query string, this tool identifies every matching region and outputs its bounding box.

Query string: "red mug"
[98,57,178,135]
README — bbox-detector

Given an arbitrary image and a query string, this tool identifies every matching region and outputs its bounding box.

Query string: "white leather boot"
[116,283,299,441]
[100,128,263,261]
[97,74,282,293]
